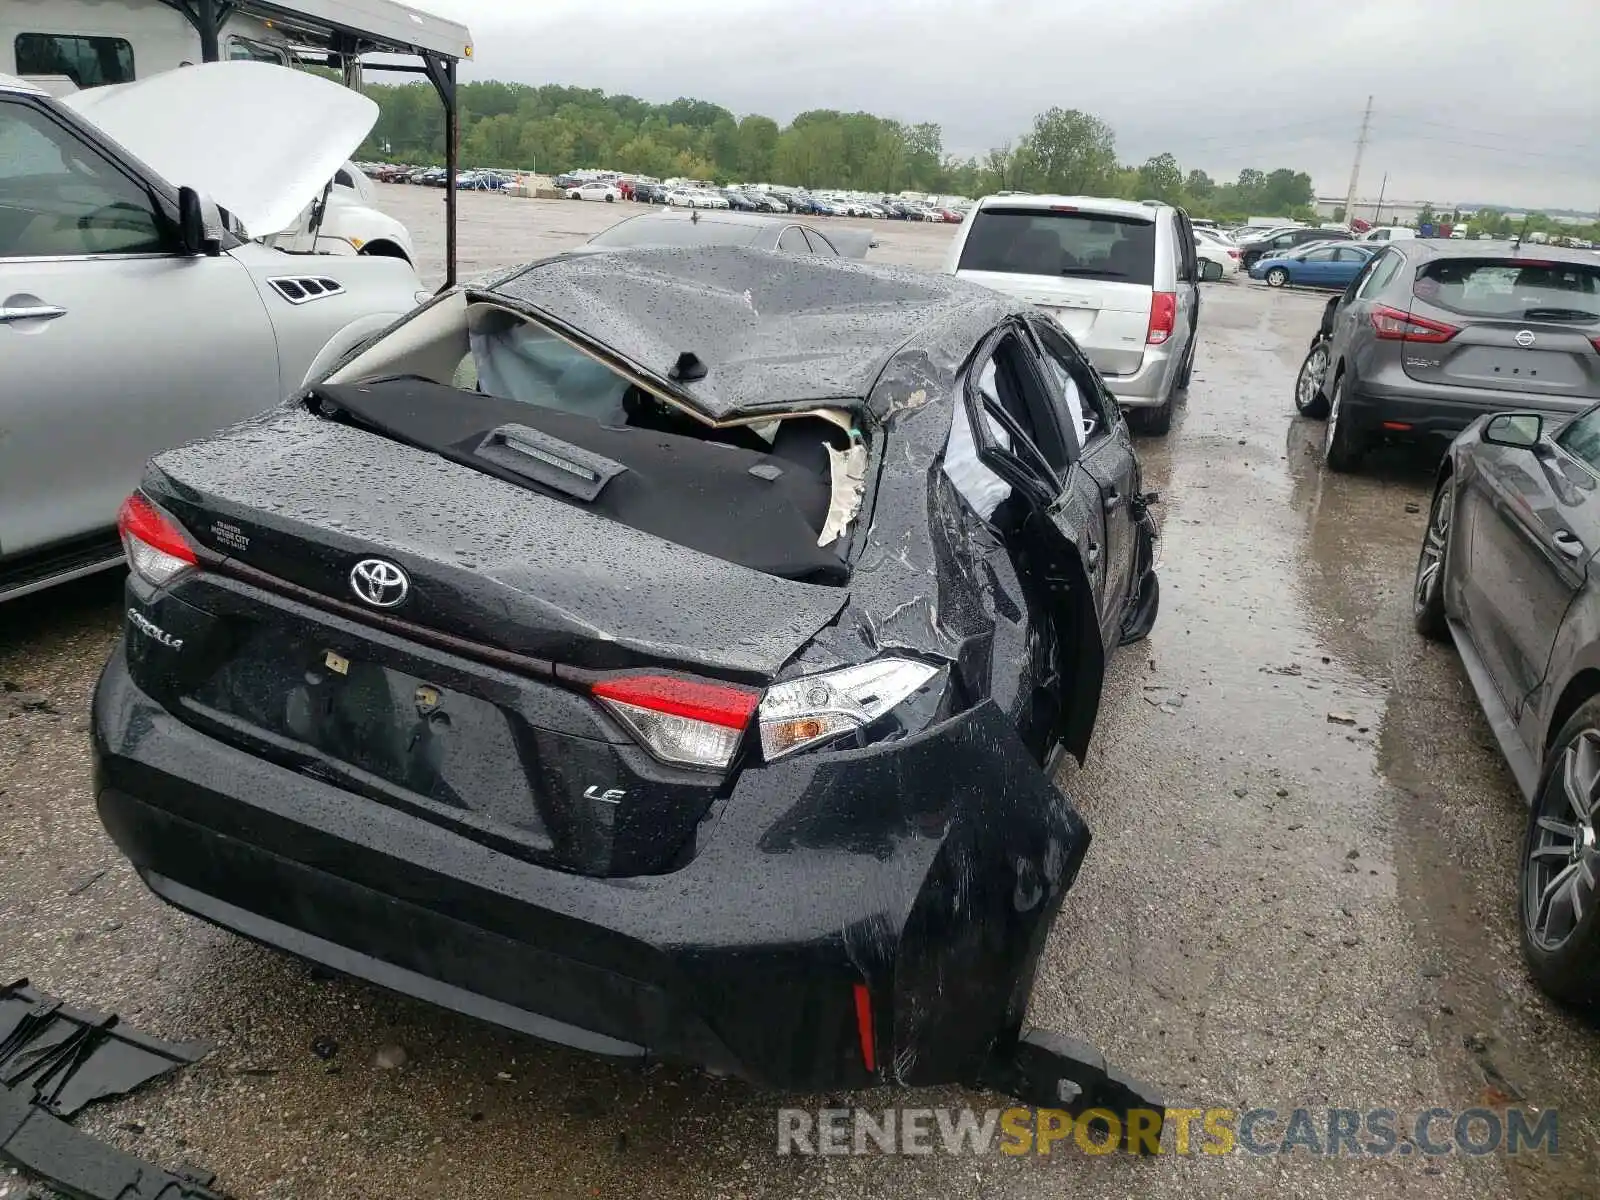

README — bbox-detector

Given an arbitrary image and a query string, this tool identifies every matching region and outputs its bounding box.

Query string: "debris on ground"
[0,979,220,1199]
[1327,712,1358,725]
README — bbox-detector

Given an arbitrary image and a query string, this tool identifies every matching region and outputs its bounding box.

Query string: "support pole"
[422,53,459,290]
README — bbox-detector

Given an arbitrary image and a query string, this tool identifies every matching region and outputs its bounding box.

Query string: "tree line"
[362,81,1317,220]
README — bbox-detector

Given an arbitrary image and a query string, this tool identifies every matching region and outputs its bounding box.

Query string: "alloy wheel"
[1296,345,1327,413]
[1414,480,1453,613]
[1526,730,1600,952]
[1267,268,1288,287]
[1323,381,1342,462]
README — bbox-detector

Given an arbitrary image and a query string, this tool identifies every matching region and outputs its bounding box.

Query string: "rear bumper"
[92,643,1091,1092]
[1341,371,1590,445]
[1103,343,1177,406]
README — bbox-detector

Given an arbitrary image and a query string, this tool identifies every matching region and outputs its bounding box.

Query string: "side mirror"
[1483,412,1544,449]
[177,186,219,256]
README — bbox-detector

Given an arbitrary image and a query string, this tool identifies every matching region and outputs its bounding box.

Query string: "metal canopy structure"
[160,0,471,286]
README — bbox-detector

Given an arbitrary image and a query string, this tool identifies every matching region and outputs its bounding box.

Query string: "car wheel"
[1519,700,1600,1006]
[1293,341,1331,419]
[1322,374,1363,472]
[1412,471,1453,641]
[605,194,614,202]
[1265,267,1290,288]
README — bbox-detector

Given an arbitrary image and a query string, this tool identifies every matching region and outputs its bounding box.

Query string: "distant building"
[1314,197,1475,226]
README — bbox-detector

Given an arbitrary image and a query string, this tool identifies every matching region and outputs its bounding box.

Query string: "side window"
[989,330,1069,472]
[1173,214,1197,283]
[334,167,355,188]
[1357,249,1405,299]
[1272,233,1296,248]
[1557,407,1600,475]
[1303,248,1337,262]
[0,99,168,258]
[227,37,288,65]
[14,34,135,87]
[1370,230,1390,242]
[778,226,811,254]
[1029,317,1113,451]
[1332,247,1363,262]
[802,228,837,256]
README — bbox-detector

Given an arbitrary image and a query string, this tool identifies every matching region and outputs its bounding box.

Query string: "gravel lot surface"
[2,188,1596,1200]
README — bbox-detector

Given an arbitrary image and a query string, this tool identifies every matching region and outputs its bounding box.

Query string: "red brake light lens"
[1369,305,1459,344]
[1147,291,1177,345]
[592,673,760,770]
[1589,336,1600,355]
[117,493,197,586]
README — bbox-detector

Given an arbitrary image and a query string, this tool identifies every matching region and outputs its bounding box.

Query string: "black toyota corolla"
[93,247,1161,1109]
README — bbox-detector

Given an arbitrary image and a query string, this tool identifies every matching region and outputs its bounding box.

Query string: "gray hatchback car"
[1293,241,1600,472]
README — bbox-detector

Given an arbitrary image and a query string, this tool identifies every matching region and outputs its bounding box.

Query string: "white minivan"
[943,195,1200,434]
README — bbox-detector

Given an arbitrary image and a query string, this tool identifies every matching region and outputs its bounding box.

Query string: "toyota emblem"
[1515,330,1536,348]
[350,558,409,608]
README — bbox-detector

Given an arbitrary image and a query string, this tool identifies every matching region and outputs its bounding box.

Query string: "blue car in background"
[1250,242,1376,289]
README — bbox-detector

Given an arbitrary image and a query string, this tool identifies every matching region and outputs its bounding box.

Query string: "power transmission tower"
[1342,96,1373,228]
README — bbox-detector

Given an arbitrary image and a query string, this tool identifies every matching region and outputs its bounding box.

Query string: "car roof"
[489,245,1023,419]
[973,193,1166,219]
[0,72,46,96]
[624,210,794,231]
[1394,239,1600,266]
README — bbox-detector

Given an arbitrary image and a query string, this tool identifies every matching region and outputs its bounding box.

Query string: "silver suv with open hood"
[0,61,426,601]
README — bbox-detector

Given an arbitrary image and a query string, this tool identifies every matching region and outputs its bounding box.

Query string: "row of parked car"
[553,173,969,221]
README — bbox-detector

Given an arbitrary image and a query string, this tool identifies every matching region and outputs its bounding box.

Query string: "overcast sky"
[420,0,1599,212]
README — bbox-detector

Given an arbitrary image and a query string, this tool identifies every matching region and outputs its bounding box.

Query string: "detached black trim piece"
[0,979,221,1199]
[0,1085,223,1200]
[0,980,209,1118]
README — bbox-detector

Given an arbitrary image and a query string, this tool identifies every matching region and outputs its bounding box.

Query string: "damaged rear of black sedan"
[91,246,1162,1117]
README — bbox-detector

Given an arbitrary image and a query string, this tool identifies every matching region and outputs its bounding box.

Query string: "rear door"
[1328,245,1407,370]
[952,205,1156,377]
[1462,407,1600,727]
[1171,209,1201,351]
[1403,258,1600,411]
[0,90,278,559]
[1028,315,1140,644]
[1296,247,1338,284]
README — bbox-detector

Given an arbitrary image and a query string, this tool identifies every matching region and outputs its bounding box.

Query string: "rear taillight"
[1589,336,1600,354]
[117,493,197,587]
[592,673,760,770]
[1147,292,1177,345]
[1370,305,1459,343]
[1227,249,1240,259]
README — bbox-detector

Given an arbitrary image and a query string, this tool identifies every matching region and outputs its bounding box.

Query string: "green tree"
[1137,152,1183,203]
[1185,169,1215,200]
[735,114,779,181]
[1023,108,1117,194]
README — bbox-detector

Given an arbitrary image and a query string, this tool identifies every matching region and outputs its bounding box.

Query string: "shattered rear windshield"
[1415,259,1600,321]
[958,208,1156,284]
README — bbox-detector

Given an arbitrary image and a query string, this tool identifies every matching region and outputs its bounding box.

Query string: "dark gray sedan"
[1414,404,1600,1003]
[574,209,874,260]
[1295,241,1600,472]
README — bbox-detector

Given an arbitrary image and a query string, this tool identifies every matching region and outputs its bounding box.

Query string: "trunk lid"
[1403,257,1600,401]
[132,407,850,878]
[146,406,847,679]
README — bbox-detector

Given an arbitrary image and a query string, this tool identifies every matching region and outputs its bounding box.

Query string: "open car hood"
[59,61,378,238]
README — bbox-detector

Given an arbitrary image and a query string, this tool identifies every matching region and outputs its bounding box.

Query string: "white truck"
[0,0,467,266]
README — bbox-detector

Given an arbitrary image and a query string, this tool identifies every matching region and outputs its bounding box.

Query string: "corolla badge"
[350,558,409,608]
[1515,330,1536,348]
